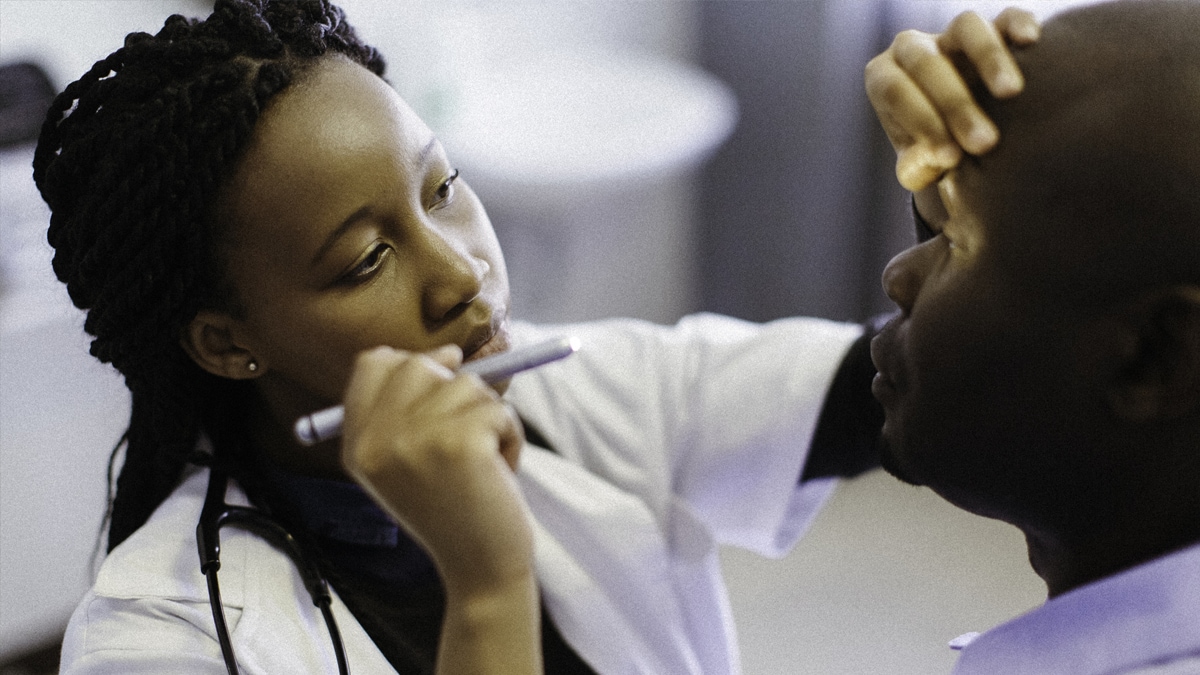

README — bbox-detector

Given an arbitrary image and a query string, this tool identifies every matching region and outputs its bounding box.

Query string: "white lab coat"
[60,314,860,674]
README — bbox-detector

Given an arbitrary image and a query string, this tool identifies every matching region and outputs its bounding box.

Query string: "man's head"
[871,0,1200,594]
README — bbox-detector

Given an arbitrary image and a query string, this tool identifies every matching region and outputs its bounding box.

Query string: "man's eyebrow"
[311,205,372,267]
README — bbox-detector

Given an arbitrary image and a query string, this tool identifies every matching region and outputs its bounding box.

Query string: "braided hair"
[32,0,385,552]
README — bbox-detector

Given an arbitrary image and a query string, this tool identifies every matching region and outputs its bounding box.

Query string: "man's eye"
[344,243,391,281]
[431,169,459,210]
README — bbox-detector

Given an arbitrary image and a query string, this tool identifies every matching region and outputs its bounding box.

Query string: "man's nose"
[881,242,933,314]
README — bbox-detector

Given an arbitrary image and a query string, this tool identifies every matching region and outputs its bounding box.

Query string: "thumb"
[427,343,464,371]
[897,142,960,192]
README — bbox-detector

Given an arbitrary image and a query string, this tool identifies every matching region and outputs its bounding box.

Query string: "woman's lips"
[464,320,510,364]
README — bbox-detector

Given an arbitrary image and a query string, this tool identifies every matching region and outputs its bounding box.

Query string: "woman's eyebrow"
[418,136,439,164]
[309,137,440,267]
[311,205,372,267]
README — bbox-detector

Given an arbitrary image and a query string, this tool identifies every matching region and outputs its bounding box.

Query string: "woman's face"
[214,56,510,434]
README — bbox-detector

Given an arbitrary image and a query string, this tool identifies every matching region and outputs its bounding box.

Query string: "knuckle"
[996,6,1018,21]
[864,58,900,101]
[906,49,948,81]
[891,29,931,59]
[876,79,909,111]
[948,10,985,32]
[864,53,885,80]
[997,7,1035,23]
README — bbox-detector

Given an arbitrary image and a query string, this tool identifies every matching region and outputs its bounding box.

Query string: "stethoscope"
[197,466,351,675]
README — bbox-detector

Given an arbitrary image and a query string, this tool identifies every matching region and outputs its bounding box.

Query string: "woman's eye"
[431,169,459,210]
[344,243,391,282]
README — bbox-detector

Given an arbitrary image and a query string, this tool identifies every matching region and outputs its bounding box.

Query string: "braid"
[32,0,386,552]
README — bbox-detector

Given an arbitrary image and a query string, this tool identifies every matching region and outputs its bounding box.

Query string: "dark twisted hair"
[31,0,386,552]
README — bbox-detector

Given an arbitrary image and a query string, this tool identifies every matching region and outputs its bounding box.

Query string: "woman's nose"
[420,228,488,323]
[881,243,930,314]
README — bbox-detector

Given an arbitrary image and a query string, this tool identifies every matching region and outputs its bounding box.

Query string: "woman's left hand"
[865,7,1040,193]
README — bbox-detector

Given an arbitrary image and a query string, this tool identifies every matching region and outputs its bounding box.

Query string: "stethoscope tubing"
[198,466,350,675]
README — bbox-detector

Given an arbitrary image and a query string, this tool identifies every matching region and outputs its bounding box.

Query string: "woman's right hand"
[339,344,532,594]
[340,345,541,674]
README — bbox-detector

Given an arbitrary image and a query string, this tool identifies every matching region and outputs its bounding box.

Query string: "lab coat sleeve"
[506,313,861,557]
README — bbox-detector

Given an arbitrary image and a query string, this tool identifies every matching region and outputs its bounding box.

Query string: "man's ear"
[181,310,263,380]
[1107,286,1200,423]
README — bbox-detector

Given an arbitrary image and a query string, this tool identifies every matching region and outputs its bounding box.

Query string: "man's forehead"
[974,13,1199,220]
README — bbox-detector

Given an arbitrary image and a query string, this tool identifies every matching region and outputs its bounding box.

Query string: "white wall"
[335,0,720,325]
[0,1,212,88]
[333,0,699,130]
[0,1,209,658]
[0,145,131,658]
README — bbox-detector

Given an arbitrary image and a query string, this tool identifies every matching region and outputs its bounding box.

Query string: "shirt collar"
[952,541,1200,674]
[265,464,401,548]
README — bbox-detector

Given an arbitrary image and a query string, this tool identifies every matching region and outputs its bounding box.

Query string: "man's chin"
[878,437,923,487]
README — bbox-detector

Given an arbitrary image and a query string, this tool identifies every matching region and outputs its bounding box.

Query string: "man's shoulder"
[954,542,1200,675]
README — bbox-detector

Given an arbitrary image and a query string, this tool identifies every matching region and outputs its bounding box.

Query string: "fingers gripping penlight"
[293,336,580,446]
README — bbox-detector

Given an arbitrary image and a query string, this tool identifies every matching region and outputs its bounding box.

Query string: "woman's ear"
[181,310,263,379]
[1107,286,1200,423]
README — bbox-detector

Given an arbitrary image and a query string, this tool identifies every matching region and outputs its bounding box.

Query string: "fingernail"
[968,124,998,152]
[994,71,1023,97]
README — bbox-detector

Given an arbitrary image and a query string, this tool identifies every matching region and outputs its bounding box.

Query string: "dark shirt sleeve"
[801,195,933,482]
[800,313,888,481]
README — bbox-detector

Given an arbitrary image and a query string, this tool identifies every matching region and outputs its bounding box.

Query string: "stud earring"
[247,360,259,373]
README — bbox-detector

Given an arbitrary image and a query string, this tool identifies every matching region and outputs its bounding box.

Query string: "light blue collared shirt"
[952,541,1200,674]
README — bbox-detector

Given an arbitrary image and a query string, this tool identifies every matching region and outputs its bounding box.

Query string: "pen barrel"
[460,336,579,383]
[292,336,579,446]
[294,406,344,446]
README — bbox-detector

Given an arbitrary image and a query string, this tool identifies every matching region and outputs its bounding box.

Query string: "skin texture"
[182,55,540,675]
[870,1,1200,598]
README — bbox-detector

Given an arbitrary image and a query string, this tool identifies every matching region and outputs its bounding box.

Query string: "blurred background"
[0,1,1092,673]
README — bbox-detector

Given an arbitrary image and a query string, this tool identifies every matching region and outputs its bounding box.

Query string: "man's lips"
[869,331,900,403]
[871,371,897,404]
